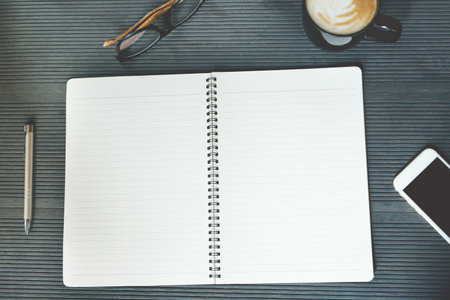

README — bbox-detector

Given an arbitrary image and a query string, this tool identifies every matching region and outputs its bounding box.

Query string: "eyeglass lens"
[170,0,202,27]
[119,30,161,57]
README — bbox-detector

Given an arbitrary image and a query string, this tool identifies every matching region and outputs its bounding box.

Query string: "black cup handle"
[365,14,402,42]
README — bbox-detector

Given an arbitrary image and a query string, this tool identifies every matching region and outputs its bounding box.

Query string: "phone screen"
[403,158,450,237]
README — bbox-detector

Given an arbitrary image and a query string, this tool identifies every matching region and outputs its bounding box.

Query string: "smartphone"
[393,148,450,244]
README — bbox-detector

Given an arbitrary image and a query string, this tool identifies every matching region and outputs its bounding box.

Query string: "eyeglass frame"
[116,0,205,61]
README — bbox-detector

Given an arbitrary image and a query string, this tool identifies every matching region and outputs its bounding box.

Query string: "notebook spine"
[207,75,221,280]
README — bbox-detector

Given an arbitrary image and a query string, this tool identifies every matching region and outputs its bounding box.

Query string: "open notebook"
[64,67,373,287]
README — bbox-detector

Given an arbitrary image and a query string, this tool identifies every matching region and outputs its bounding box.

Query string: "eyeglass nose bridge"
[165,0,184,28]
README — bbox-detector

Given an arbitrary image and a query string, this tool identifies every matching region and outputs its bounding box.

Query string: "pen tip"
[24,219,31,235]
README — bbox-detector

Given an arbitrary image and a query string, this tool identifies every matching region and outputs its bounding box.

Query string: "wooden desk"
[0,0,449,298]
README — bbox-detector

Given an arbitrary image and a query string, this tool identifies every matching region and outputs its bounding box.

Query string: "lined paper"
[64,74,210,287]
[215,67,374,284]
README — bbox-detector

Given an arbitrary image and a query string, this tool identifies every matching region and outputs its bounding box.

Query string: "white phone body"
[393,148,450,244]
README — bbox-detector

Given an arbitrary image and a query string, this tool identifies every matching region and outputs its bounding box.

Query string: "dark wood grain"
[1,0,449,299]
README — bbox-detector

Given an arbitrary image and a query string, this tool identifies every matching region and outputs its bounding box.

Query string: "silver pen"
[24,122,34,235]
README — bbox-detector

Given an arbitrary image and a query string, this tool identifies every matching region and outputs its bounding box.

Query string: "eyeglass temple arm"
[103,0,177,47]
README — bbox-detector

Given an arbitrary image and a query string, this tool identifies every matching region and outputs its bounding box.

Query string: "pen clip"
[24,122,33,161]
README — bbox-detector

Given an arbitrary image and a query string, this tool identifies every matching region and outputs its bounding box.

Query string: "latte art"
[306,0,377,35]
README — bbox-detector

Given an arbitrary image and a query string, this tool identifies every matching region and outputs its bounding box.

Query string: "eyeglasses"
[103,0,205,61]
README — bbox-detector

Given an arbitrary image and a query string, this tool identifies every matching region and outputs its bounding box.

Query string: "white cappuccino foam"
[306,0,377,35]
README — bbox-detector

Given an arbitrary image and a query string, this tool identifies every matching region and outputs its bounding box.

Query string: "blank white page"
[215,67,373,284]
[64,74,210,287]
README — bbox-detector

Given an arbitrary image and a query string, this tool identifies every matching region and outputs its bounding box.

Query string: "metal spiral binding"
[206,75,220,280]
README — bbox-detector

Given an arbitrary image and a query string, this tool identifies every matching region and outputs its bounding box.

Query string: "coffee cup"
[303,0,402,49]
